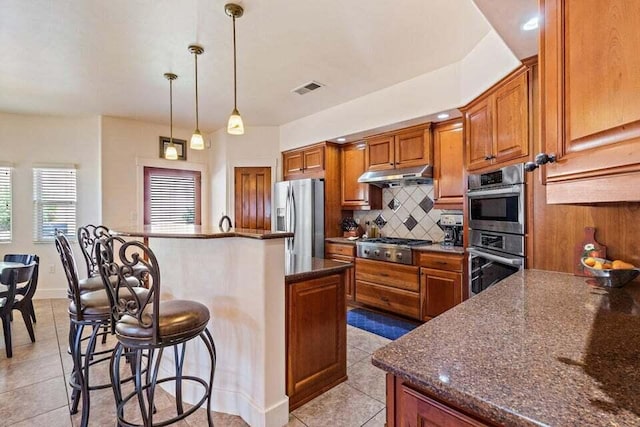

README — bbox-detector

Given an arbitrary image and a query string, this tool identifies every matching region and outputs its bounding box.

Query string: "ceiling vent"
[292,81,324,95]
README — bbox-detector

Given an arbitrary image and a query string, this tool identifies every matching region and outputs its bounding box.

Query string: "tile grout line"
[360,407,385,427]
[51,299,74,424]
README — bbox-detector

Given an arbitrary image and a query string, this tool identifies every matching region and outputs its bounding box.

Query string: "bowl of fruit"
[581,257,640,288]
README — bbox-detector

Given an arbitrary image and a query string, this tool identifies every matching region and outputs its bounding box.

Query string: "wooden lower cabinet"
[286,274,347,409]
[387,374,492,427]
[420,268,463,321]
[325,242,356,301]
[355,258,421,320]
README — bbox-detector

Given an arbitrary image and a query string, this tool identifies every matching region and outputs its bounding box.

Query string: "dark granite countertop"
[372,269,640,426]
[411,243,465,255]
[285,256,352,283]
[112,225,293,240]
[325,237,359,245]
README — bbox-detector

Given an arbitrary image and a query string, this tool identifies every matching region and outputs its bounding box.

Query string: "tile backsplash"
[353,185,453,242]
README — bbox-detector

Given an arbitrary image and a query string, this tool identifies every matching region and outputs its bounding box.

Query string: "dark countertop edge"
[411,244,465,255]
[325,237,358,245]
[285,262,353,283]
[112,230,294,240]
[370,358,539,427]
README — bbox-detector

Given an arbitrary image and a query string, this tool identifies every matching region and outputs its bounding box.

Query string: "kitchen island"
[113,225,293,427]
[373,269,640,426]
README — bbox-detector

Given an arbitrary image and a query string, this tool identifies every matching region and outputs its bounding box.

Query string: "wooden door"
[303,146,325,174]
[287,274,346,409]
[541,0,640,203]
[283,150,304,179]
[234,167,271,230]
[341,142,368,207]
[395,126,431,168]
[464,98,493,171]
[433,120,464,209]
[420,268,462,320]
[493,70,529,164]
[365,135,395,171]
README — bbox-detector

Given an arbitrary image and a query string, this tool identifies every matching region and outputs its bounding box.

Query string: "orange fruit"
[603,263,613,270]
[592,261,604,270]
[584,257,597,267]
[612,260,636,269]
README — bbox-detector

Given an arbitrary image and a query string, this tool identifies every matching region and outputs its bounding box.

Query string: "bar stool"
[55,232,147,427]
[96,236,216,426]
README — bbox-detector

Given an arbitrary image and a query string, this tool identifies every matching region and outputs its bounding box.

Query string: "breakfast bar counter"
[112,225,293,427]
[373,270,640,426]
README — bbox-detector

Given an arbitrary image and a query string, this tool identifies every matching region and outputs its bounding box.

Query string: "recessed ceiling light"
[522,16,539,31]
[437,113,449,120]
[337,137,346,142]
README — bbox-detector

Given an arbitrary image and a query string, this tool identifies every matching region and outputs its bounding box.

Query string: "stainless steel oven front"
[467,164,525,235]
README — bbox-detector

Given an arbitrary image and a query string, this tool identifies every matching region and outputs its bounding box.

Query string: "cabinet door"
[420,268,462,320]
[464,98,493,171]
[283,150,304,178]
[287,274,346,409]
[395,127,431,168]
[303,146,325,173]
[341,143,369,207]
[542,0,640,203]
[400,384,488,427]
[365,135,395,171]
[433,121,464,209]
[493,71,529,164]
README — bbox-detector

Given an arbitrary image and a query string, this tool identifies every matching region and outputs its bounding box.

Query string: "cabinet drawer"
[355,280,420,320]
[326,242,356,257]
[418,253,463,272]
[355,258,419,292]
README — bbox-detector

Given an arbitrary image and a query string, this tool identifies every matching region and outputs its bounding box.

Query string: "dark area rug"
[347,308,419,340]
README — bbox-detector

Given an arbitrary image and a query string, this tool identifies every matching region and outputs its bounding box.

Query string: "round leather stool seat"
[115,300,210,345]
[78,274,144,294]
[69,286,150,318]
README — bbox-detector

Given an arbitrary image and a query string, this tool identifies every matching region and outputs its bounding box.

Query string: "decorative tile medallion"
[418,196,434,214]
[387,198,401,212]
[403,214,418,231]
[374,214,387,229]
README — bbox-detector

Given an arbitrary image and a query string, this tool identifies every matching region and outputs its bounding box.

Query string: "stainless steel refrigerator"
[273,179,324,258]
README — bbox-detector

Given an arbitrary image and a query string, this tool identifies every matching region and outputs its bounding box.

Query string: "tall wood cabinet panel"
[341,142,382,210]
[541,0,640,203]
[462,65,531,172]
[433,120,464,209]
[325,242,356,301]
[286,274,346,409]
[365,124,432,172]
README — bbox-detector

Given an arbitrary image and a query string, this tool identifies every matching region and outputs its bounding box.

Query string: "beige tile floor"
[0,299,390,427]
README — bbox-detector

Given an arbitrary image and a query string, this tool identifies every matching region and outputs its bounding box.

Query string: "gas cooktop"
[358,237,433,247]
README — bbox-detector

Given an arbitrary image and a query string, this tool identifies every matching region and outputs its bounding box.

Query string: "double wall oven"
[467,164,526,296]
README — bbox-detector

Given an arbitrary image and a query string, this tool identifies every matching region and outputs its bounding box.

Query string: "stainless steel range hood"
[357,165,433,188]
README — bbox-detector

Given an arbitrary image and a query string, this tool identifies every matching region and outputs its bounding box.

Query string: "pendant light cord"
[170,78,173,144]
[194,53,199,129]
[233,15,237,110]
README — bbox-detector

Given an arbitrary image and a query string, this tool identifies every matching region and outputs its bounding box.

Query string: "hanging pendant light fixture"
[225,3,245,135]
[188,44,205,150]
[164,72,179,160]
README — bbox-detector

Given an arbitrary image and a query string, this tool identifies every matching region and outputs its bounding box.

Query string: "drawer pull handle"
[380,272,389,277]
[381,296,390,303]
[436,261,447,265]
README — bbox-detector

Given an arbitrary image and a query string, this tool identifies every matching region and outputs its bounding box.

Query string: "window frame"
[0,167,12,243]
[33,166,78,243]
[143,167,202,226]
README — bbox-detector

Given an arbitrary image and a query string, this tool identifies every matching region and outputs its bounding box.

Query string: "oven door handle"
[467,185,522,197]
[467,248,523,266]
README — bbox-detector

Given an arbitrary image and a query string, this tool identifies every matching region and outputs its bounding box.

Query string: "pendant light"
[164,73,179,160]
[188,44,205,150]
[225,3,245,135]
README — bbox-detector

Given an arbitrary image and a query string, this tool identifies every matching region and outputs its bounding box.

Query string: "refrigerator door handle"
[290,187,297,249]
[285,186,291,250]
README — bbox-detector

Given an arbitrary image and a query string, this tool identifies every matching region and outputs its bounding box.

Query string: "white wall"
[208,126,280,225]
[279,28,520,151]
[0,112,101,298]
[101,116,211,228]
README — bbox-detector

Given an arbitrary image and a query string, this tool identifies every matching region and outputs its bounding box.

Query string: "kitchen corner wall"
[352,184,447,242]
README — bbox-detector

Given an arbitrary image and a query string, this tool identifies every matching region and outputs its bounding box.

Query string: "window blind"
[33,167,77,242]
[0,168,11,242]
[148,174,196,225]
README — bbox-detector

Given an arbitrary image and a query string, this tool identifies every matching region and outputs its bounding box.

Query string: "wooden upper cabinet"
[395,127,431,168]
[541,0,640,203]
[462,66,530,172]
[365,135,395,171]
[494,71,529,163]
[341,142,381,210]
[433,120,464,209]
[365,124,432,172]
[282,143,326,180]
